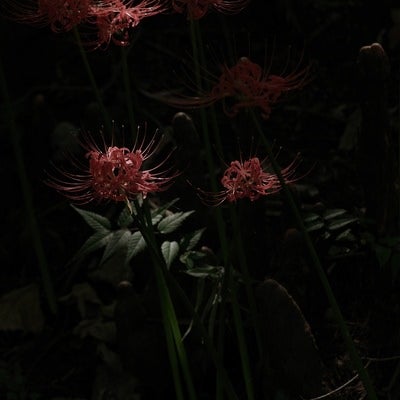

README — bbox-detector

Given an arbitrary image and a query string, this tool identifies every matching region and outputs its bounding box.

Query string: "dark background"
[1,1,399,399]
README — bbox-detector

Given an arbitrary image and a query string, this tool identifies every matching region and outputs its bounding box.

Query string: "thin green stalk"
[120,46,137,137]
[161,256,240,400]
[202,48,264,360]
[206,16,265,380]
[154,265,193,400]
[190,19,257,399]
[250,109,378,400]
[188,21,229,263]
[134,202,185,400]
[119,32,188,394]
[189,19,230,400]
[229,205,263,358]
[132,207,185,399]
[0,54,58,315]
[141,201,197,400]
[161,302,186,400]
[72,27,113,135]
[197,21,263,390]
[215,296,226,400]
[133,199,197,400]
[188,21,221,193]
[131,199,239,399]
[229,270,255,400]
[398,64,400,231]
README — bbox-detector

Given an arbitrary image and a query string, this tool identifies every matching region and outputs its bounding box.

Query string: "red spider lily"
[171,0,250,20]
[211,57,310,119]
[3,0,167,47]
[46,129,178,205]
[196,155,300,206]
[86,0,169,49]
[152,56,310,120]
[2,0,92,32]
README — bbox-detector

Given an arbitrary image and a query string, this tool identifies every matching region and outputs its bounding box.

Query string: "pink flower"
[3,0,92,32]
[46,129,178,205]
[196,155,300,206]
[86,0,169,49]
[4,0,168,47]
[211,57,309,119]
[153,56,310,120]
[171,0,250,20]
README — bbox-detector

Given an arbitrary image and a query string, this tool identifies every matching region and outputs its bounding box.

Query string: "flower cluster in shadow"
[4,0,249,48]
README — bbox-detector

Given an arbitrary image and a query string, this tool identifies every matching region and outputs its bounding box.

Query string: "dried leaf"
[256,279,324,398]
[0,284,44,333]
[73,319,116,343]
[59,282,102,318]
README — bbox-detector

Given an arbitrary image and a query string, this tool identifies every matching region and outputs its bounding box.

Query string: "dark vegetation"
[0,1,399,399]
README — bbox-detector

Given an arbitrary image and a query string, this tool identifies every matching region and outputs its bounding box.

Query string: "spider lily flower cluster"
[197,155,300,206]
[171,0,250,20]
[6,0,93,32]
[3,0,249,48]
[87,0,170,48]
[4,1,308,208]
[46,131,178,205]
[3,0,169,48]
[153,56,310,119]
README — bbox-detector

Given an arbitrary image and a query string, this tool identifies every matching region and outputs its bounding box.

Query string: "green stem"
[229,270,255,400]
[189,19,257,399]
[398,63,400,232]
[162,258,240,400]
[189,20,230,400]
[229,205,264,358]
[120,46,137,138]
[161,301,185,400]
[72,27,113,136]
[155,269,186,400]
[131,199,239,399]
[0,54,58,315]
[142,201,198,400]
[250,110,378,400]
[132,199,197,400]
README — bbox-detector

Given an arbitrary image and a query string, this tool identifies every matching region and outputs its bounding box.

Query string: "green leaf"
[328,245,350,257]
[117,205,134,228]
[305,219,325,232]
[335,228,356,242]
[126,230,147,260]
[161,241,180,269]
[151,197,180,217]
[327,217,358,231]
[182,278,206,341]
[130,198,180,226]
[322,208,347,220]
[303,212,320,223]
[184,265,224,279]
[151,213,164,225]
[72,205,112,232]
[180,228,206,252]
[157,210,195,234]
[71,230,114,265]
[100,229,132,265]
[179,250,207,270]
